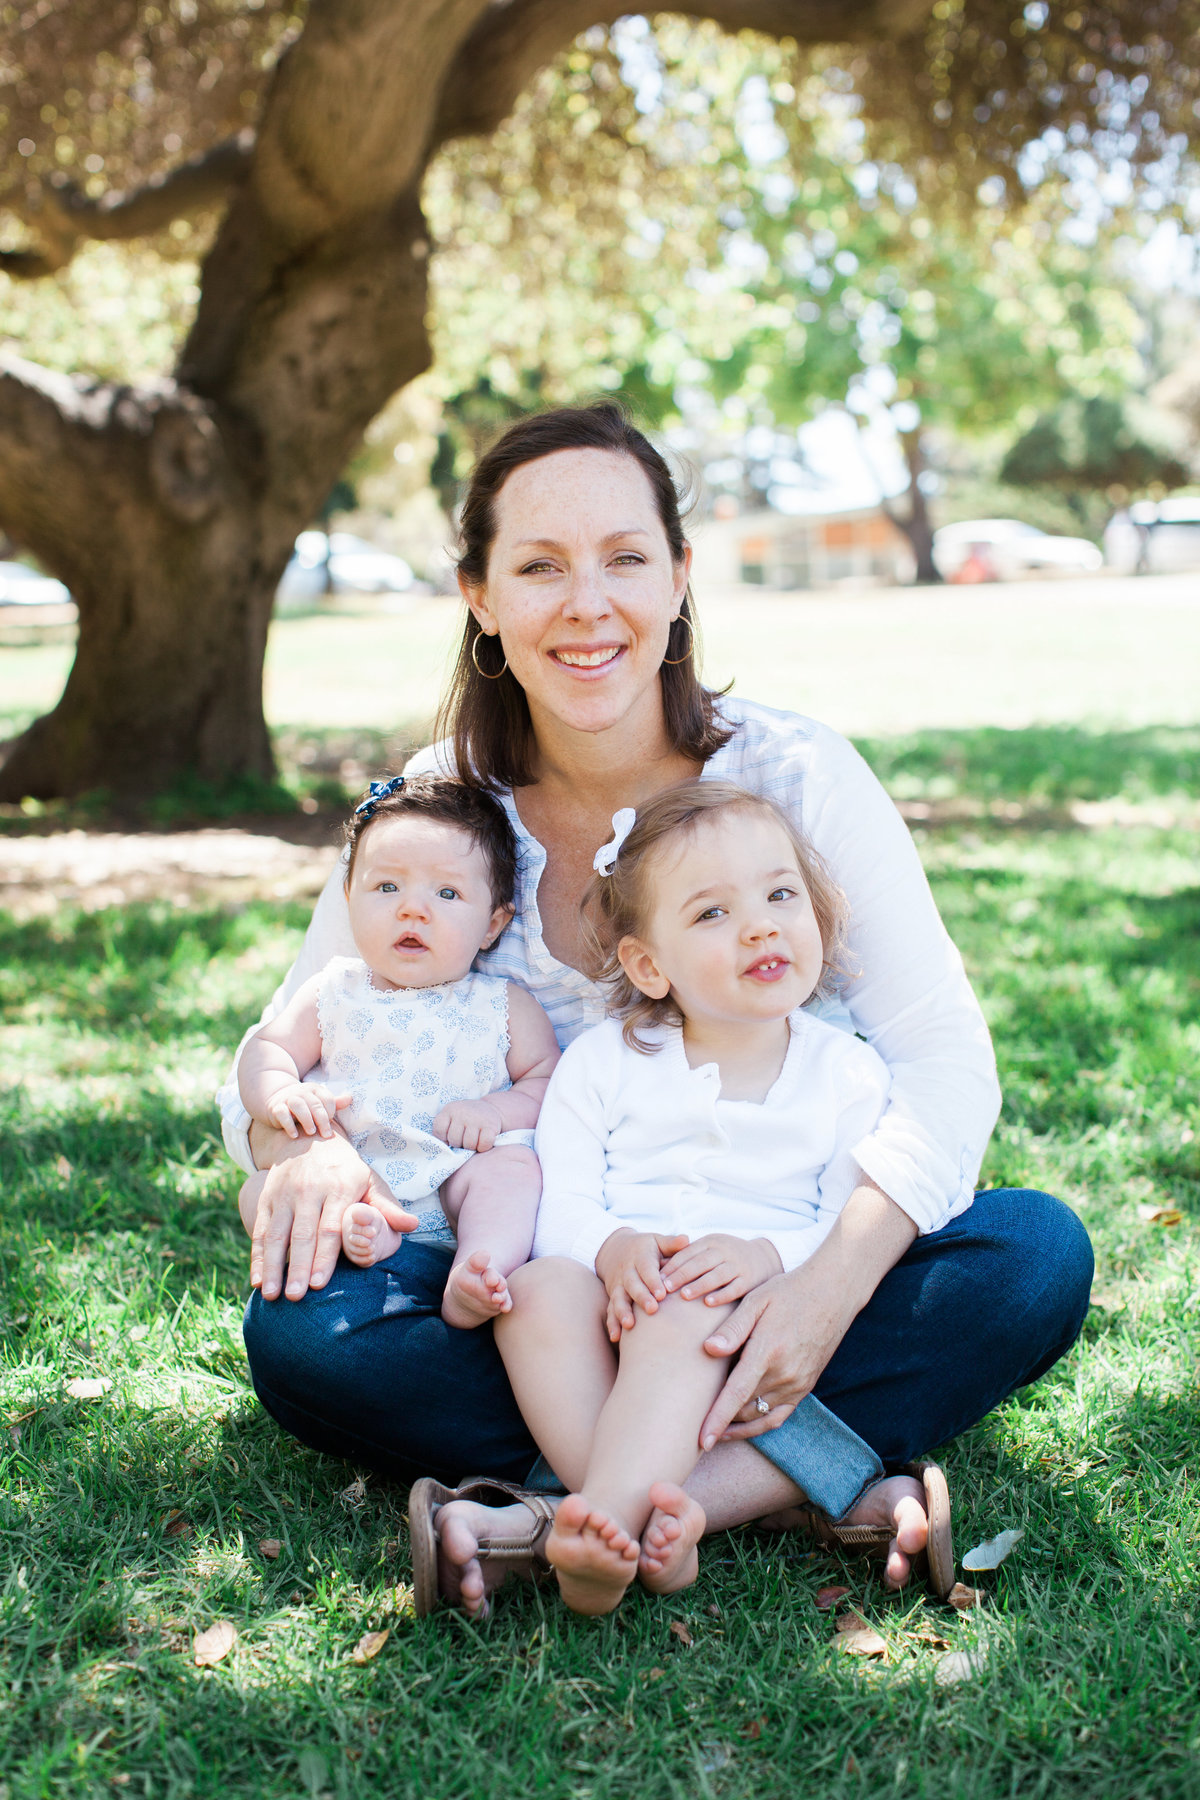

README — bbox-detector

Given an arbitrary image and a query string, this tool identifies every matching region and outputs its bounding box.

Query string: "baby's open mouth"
[395,935,427,950]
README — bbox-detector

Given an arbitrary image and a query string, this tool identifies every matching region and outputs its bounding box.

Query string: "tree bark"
[883,427,941,584]
[0,0,935,800]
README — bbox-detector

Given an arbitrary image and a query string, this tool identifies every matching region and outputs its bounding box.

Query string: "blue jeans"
[242,1188,1093,1516]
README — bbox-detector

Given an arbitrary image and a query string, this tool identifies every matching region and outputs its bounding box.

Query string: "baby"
[237,774,559,1327]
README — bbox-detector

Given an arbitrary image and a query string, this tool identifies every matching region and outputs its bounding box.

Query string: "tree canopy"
[2,0,1199,799]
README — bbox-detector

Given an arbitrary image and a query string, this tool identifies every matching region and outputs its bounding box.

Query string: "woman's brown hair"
[582,781,853,1052]
[436,401,733,792]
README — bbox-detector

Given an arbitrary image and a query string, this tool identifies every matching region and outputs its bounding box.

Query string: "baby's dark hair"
[343,774,518,910]
[582,780,852,1051]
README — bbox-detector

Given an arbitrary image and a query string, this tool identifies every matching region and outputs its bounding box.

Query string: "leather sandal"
[788,1459,955,1600]
[408,1474,557,1618]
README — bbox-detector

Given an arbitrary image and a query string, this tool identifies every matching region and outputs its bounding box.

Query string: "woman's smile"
[550,643,625,673]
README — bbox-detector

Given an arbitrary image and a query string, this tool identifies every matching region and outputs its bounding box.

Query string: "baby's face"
[346,814,511,990]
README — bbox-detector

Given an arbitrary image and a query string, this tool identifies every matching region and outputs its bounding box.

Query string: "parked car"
[0,560,72,607]
[933,519,1104,582]
[1103,498,1200,575]
[276,531,416,605]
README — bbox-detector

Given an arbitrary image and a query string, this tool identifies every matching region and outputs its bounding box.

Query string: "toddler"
[237,775,559,1328]
[494,780,891,1613]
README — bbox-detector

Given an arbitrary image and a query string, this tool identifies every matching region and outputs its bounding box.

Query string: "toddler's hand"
[660,1233,783,1305]
[595,1229,689,1340]
[432,1098,506,1152]
[265,1082,353,1140]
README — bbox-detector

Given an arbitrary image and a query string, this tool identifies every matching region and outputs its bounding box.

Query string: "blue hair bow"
[354,775,405,820]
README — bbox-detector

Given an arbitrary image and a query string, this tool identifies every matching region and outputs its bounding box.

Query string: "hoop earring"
[471,631,508,679]
[661,612,694,666]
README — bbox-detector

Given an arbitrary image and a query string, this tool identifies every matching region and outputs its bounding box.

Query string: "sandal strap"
[450,1475,557,1563]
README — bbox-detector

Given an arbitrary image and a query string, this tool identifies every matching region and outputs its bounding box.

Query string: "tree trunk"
[884,427,941,584]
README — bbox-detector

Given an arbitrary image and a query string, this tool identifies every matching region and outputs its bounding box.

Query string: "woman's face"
[461,448,691,747]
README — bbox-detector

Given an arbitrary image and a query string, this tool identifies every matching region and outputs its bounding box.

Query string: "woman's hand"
[697,1180,919,1449]
[595,1228,690,1340]
[248,1132,418,1301]
[660,1234,782,1306]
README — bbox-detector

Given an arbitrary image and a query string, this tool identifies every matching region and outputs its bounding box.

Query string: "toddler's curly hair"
[582,780,852,1052]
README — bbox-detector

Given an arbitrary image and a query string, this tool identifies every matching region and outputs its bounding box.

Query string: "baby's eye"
[694,905,725,923]
[768,886,797,903]
[378,881,397,893]
[437,887,460,901]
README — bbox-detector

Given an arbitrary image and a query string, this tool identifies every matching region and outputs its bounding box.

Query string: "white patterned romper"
[315,957,522,1246]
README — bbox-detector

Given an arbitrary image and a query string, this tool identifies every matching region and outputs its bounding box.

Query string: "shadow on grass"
[854,722,1200,807]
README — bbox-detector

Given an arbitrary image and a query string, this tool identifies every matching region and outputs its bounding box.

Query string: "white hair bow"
[593,808,637,878]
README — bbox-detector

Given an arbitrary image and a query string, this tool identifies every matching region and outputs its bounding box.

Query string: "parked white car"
[1103,498,1200,574]
[0,560,72,607]
[933,519,1104,582]
[276,531,416,605]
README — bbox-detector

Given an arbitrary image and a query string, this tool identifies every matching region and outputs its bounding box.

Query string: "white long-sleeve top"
[531,1012,891,1273]
[217,697,1000,1234]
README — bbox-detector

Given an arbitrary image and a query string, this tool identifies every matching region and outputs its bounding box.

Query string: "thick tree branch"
[432,0,935,147]
[0,133,254,279]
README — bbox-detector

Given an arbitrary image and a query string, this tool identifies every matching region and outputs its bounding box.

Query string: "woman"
[220,403,1093,1618]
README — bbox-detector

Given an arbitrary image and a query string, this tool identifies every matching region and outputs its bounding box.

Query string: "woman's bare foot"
[434,1496,553,1620]
[545,1493,640,1615]
[637,1482,706,1595]
[758,1472,928,1589]
[441,1251,513,1329]
[342,1201,405,1267]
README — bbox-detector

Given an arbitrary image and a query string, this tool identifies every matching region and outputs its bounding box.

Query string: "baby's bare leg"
[439,1144,541,1329]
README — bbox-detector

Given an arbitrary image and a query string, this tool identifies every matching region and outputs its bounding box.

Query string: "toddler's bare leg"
[439,1144,541,1330]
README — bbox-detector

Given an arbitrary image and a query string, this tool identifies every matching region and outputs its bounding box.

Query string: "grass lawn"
[2,669,1199,1788]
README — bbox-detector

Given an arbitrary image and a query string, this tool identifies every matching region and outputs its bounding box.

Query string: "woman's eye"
[612,552,645,566]
[519,559,556,575]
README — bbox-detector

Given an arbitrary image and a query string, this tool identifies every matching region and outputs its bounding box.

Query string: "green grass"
[2,725,1199,1798]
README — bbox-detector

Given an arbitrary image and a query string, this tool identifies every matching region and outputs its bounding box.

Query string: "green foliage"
[1,723,1198,1796]
[1000,396,1191,525]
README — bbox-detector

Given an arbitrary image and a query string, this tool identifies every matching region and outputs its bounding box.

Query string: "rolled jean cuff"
[752,1394,883,1520]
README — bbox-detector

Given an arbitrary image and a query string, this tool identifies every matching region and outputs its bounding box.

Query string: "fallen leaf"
[815,1584,850,1610]
[646,1667,665,1681]
[1137,1204,1183,1227]
[288,1590,304,1605]
[340,1476,367,1507]
[163,1513,192,1541]
[192,1620,237,1667]
[845,1754,860,1776]
[707,1603,721,1618]
[742,1717,766,1742]
[838,1628,887,1659]
[835,1608,871,1634]
[669,1619,693,1647]
[65,1377,111,1401]
[55,1155,73,1180]
[962,1529,1024,1572]
[946,1583,983,1611]
[935,1648,986,1686]
[351,1629,389,1665]
[259,1538,282,1560]
[914,1628,952,1650]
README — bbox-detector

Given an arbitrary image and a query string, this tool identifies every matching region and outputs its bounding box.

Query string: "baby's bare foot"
[342,1201,404,1268]
[546,1493,640,1615]
[441,1251,512,1329]
[637,1482,706,1595]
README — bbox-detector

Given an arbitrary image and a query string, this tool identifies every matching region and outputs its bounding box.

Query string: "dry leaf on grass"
[815,1585,850,1610]
[835,1609,871,1634]
[65,1377,111,1401]
[935,1649,986,1686]
[962,1529,1024,1572]
[1137,1204,1183,1227]
[259,1539,282,1560]
[192,1621,237,1667]
[838,1628,887,1659]
[915,1627,952,1651]
[742,1717,766,1742]
[55,1155,73,1180]
[162,1513,192,1541]
[669,1619,693,1647]
[646,1667,665,1681]
[351,1629,389,1665]
[340,1477,367,1507]
[946,1582,983,1611]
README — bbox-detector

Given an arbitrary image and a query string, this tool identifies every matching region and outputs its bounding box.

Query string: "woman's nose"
[562,562,614,621]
